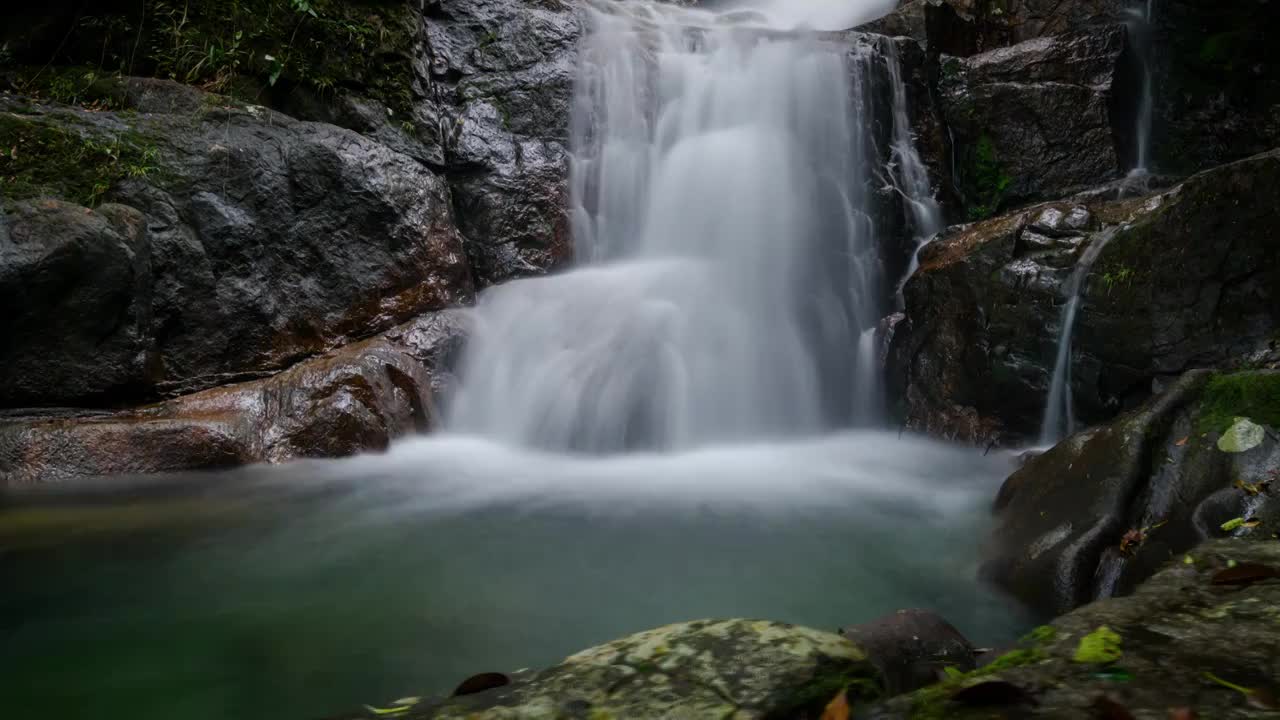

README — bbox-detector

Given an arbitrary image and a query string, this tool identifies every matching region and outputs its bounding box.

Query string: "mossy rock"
[344,620,883,719]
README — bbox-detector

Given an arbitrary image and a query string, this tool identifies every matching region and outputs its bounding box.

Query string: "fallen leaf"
[1168,708,1196,720]
[1247,687,1280,710]
[950,680,1036,707]
[1175,436,1188,446]
[1093,695,1136,719]
[1221,517,1246,532]
[452,672,511,697]
[820,689,850,720]
[1074,626,1123,664]
[1218,417,1265,453]
[1242,518,1263,529]
[1211,562,1280,586]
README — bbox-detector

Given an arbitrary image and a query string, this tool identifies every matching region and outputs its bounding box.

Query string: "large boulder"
[871,538,1280,718]
[982,369,1280,617]
[0,98,472,407]
[342,619,884,719]
[923,0,1129,57]
[890,148,1280,444]
[0,311,466,485]
[419,0,581,285]
[939,26,1127,216]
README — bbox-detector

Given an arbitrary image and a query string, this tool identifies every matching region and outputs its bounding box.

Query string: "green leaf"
[1221,517,1246,532]
[1218,417,1265,453]
[1073,626,1122,664]
[943,666,965,680]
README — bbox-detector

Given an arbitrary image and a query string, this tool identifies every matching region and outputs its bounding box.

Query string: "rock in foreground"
[871,538,1280,718]
[341,619,883,719]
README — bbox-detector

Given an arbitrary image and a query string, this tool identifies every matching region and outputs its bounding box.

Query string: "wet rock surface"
[984,368,1280,616]
[1,98,472,408]
[0,311,465,486]
[341,619,883,719]
[840,609,977,695]
[420,0,581,286]
[891,149,1280,444]
[939,26,1127,214]
[870,538,1280,719]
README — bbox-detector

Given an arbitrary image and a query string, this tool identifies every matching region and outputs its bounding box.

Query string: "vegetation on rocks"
[0,111,159,206]
[1197,371,1280,434]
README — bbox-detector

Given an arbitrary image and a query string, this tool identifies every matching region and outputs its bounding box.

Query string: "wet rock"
[421,0,581,285]
[871,538,1280,719]
[840,609,977,695]
[0,311,466,485]
[939,26,1127,215]
[890,149,1280,444]
[924,0,1129,57]
[1147,1,1280,175]
[0,99,472,407]
[983,369,1280,616]
[342,619,883,719]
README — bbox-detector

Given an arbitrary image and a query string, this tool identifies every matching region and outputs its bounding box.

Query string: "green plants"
[966,134,1012,220]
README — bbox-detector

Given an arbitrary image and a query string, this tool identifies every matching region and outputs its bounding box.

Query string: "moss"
[905,630,1055,719]
[965,134,1012,220]
[0,112,160,207]
[1196,371,1280,434]
[766,665,883,719]
[15,1,418,120]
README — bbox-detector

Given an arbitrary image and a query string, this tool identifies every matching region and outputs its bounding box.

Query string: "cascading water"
[883,40,944,307]
[447,1,898,450]
[1039,229,1118,445]
[1127,0,1156,175]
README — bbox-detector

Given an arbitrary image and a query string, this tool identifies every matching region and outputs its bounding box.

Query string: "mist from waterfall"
[446,0,901,452]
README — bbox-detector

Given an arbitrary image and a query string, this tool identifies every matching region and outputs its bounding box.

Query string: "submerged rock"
[343,619,883,719]
[891,148,1280,444]
[871,538,1280,718]
[984,369,1280,616]
[0,311,465,485]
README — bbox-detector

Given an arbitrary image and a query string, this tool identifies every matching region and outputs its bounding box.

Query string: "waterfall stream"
[1040,229,1118,444]
[446,1,900,449]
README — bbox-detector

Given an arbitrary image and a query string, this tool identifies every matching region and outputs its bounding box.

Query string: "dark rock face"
[983,369,1280,617]
[1147,0,1280,174]
[0,99,472,407]
[0,311,465,485]
[891,149,1280,444]
[872,538,1280,718]
[939,26,1127,215]
[420,0,581,285]
[924,0,1129,57]
[840,609,976,695]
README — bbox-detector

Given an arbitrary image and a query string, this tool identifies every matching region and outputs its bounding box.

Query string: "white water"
[1127,0,1156,174]
[884,40,944,307]
[447,0,901,450]
[1040,229,1118,444]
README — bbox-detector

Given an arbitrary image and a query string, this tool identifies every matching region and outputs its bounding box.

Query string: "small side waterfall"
[1127,0,1157,174]
[446,1,913,452]
[882,40,943,307]
[1039,229,1117,445]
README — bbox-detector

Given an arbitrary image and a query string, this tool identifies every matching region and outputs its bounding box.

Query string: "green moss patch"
[1197,371,1280,434]
[965,134,1012,220]
[0,113,160,207]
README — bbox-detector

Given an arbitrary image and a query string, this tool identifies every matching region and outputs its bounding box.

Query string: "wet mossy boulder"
[343,619,883,719]
[870,538,1280,718]
[0,96,472,408]
[983,369,1280,616]
[939,26,1126,216]
[890,148,1280,445]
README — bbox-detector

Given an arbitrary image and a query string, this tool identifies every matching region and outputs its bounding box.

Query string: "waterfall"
[1039,229,1117,445]
[882,40,943,307]
[445,1,908,452]
[1127,0,1156,174]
